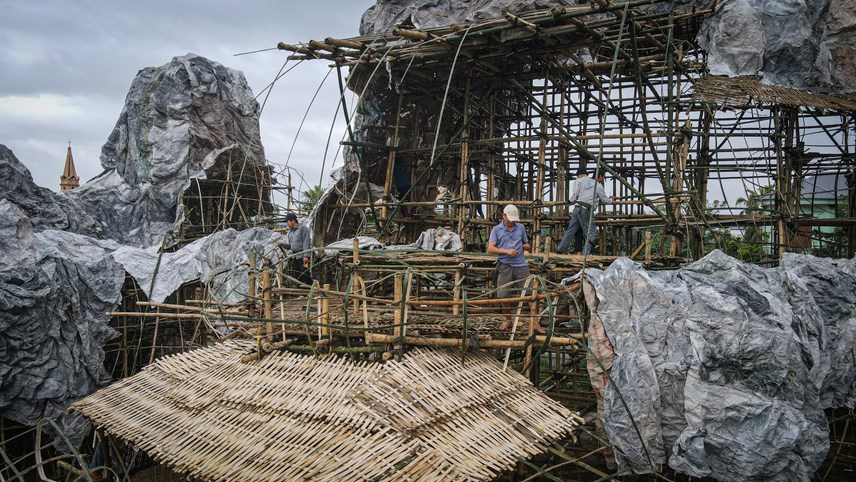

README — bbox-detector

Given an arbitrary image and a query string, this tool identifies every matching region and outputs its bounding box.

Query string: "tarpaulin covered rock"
[65,53,268,247]
[584,250,854,481]
[0,145,99,237]
[1,52,271,431]
[0,200,124,427]
[360,0,576,34]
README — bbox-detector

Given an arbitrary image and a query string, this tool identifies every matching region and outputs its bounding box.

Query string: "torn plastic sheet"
[584,250,854,481]
[112,228,289,304]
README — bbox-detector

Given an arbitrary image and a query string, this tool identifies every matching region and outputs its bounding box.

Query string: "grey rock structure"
[1,53,272,432]
[583,251,855,481]
[0,172,124,428]
[67,53,268,247]
[0,145,98,236]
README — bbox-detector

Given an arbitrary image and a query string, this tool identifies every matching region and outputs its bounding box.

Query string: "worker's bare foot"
[499,320,513,331]
[533,324,546,334]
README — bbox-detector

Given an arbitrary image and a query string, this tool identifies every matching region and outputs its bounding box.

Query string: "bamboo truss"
[279,0,854,260]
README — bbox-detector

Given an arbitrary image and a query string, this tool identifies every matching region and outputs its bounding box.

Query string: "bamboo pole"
[645,231,652,262]
[247,250,257,319]
[393,273,403,360]
[524,278,538,378]
[452,269,462,316]
[263,258,273,342]
[320,283,331,340]
[382,92,404,221]
[366,332,581,347]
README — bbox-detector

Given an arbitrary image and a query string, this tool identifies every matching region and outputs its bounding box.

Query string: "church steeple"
[60,142,79,191]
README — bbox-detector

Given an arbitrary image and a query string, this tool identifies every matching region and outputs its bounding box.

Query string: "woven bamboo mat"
[72,342,579,481]
[693,75,856,111]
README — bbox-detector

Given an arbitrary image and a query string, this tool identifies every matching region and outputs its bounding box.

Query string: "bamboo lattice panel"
[693,75,856,111]
[72,341,580,481]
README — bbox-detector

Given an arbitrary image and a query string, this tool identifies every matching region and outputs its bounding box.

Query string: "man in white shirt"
[557,168,613,255]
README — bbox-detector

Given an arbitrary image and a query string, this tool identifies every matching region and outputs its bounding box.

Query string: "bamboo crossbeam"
[406,290,567,307]
[365,332,582,347]
[107,312,204,319]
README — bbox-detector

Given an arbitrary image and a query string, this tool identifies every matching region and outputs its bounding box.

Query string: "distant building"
[60,144,79,191]
[793,174,848,250]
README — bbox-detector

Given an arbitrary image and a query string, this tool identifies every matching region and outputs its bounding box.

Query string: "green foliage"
[811,203,849,258]
[703,227,769,262]
[300,185,325,215]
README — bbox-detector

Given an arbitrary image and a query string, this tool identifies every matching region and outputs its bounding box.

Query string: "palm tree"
[300,185,326,215]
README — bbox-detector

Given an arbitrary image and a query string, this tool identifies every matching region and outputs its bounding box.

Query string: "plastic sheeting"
[322,236,385,257]
[695,0,856,93]
[0,200,124,427]
[408,227,463,251]
[65,54,267,247]
[360,0,575,34]
[0,145,99,236]
[584,250,855,480]
[322,228,462,256]
[112,228,289,304]
[1,54,270,431]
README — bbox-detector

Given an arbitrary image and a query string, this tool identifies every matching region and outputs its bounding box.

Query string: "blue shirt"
[489,222,529,267]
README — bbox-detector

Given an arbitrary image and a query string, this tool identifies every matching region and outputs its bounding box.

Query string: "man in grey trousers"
[557,168,613,255]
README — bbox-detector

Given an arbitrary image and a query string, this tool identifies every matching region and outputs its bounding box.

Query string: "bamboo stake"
[321,283,331,340]
[524,278,538,378]
[645,231,652,263]
[452,269,462,316]
[263,258,273,342]
[393,274,403,361]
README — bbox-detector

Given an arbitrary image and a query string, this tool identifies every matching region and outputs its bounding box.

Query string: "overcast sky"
[0,0,376,196]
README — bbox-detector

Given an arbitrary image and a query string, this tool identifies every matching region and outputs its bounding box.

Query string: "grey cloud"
[1,0,377,191]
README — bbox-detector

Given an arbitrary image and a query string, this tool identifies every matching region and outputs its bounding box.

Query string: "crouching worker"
[284,212,312,285]
[487,204,544,334]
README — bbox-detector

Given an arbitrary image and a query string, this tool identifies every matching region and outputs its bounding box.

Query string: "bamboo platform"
[72,341,581,481]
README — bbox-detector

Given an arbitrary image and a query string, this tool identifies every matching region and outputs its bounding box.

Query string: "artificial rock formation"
[67,53,268,247]
[585,251,856,481]
[1,54,272,431]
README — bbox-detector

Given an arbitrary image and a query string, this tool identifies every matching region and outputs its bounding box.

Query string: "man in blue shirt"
[487,204,544,333]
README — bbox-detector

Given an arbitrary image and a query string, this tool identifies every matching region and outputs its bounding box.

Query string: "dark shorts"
[495,263,530,299]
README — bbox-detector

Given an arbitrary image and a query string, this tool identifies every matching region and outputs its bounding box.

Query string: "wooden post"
[534,78,548,240]
[247,250,257,319]
[645,231,652,263]
[453,269,462,316]
[262,257,273,341]
[275,259,285,339]
[382,92,404,222]
[457,75,472,237]
[487,95,496,221]
[524,278,538,379]
[321,283,331,340]
[352,238,360,316]
[670,117,691,257]
[393,273,403,361]
[543,237,552,263]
